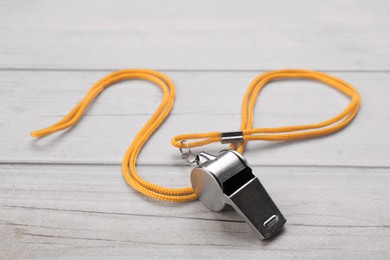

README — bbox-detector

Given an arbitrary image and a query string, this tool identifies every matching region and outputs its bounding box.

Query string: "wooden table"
[1,1,389,259]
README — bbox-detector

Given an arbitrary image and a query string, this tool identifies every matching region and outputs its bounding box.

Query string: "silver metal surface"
[179,140,197,164]
[220,131,244,144]
[196,152,217,165]
[190,150,286,240]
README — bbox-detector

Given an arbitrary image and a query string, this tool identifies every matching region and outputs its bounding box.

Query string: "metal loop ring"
[179,140,198,164]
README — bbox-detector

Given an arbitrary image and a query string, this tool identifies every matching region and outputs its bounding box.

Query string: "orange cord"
[31,69,361,202]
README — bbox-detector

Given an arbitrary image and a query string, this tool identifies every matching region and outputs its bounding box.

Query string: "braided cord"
[32,69,361,202]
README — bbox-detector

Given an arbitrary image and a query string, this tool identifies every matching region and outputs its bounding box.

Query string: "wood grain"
[1,164,389,259]
[1,70,389,167]
[0,0,390,70]
[1,0,389,259]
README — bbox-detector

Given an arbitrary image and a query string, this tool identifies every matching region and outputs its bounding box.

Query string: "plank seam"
[1,67,390,73]
[0,161,389,169]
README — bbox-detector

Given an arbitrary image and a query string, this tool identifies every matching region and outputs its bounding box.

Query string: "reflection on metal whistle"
[191,150,286,240]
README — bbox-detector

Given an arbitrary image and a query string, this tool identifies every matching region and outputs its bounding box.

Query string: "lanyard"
[31,69,361,203]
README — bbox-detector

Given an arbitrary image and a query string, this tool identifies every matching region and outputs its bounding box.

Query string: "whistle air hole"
[263,215,279,229]
[222,167,255,196]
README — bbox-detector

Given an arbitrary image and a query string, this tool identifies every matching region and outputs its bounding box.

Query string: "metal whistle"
[191,150,286,239]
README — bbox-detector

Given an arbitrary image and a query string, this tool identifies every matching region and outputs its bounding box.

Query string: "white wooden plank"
[1,1,389,259]
[0,70,389,167]
[1,164,389,259]
[0,0,389,70]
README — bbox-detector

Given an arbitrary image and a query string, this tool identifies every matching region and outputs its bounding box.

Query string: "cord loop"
[31,69,361,203]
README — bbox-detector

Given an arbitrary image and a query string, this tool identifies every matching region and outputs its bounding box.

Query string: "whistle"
[191,150,286,239]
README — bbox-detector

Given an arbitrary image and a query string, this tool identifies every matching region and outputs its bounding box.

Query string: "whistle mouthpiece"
[191,150,286,240]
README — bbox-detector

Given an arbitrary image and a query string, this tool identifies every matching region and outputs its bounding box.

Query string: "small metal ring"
[179,140,197,164]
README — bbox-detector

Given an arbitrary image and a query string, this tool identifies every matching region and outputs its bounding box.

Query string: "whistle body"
[190,150,286,239]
